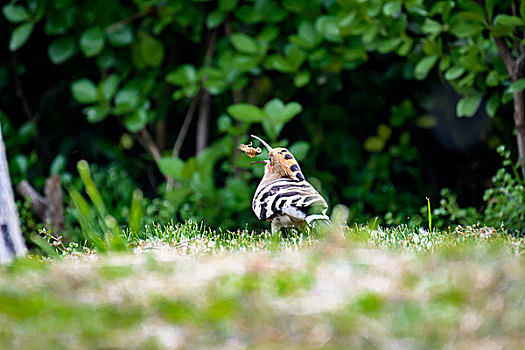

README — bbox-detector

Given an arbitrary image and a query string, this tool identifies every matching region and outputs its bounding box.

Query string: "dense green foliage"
[432,146,525,234]
[1,0,524,241]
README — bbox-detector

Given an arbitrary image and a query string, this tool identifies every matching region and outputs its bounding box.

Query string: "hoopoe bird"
[241,135,330,233]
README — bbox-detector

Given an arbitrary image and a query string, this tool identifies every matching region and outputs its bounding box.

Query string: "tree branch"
[196,29,218,155]
[106,7,154,33]
[494,37,517,80]
[16,180,45,218]
[172,92,201,159]
[196,91,210,155]
[166,92,201,191]
[137,128,162,163]
[11,54,33,122]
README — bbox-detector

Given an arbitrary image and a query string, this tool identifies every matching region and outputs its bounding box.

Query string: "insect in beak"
[250,135,273,166]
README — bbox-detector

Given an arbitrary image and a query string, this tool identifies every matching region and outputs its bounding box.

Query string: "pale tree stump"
[0,123,27,262]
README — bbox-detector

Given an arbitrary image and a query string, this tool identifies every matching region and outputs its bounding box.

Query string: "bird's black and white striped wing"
[252,178,328,223]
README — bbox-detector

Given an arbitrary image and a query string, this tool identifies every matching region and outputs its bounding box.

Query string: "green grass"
[1,221,525,349]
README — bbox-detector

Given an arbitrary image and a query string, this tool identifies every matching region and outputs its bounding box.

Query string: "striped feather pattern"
[252,178,328,223]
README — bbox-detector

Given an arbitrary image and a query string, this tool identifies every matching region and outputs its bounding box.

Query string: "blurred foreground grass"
[1,222,525,349]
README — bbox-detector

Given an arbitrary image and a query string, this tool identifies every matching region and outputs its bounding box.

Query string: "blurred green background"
[1,0,524,244]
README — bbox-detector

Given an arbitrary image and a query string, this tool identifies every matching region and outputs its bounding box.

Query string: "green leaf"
[485,70,500,87]
[166,65,197,86]
[219,0,239,11]
[490,24,513,37]
[113,90,139,115]
[457,0,485,18]
[227,104,267,123]
[396,38,413,56]
[291,21,321,49]
[50,154,66,175]
[129,189,143,235]
[265,54,295,73]
[107,24,133,47]
[14,154,28,174]
[180,158,196,180]
[230,33,259,54]
[507,78,525,94]
[449,19,484,38]
[485,0,494,22]
[288,141,310,161]
[157,157,184,180]
[101,74,120,101]
[458,11,486,23]
[494,14,524,27]
[444,66,465,80]
[257,26,280,44]
[285,44,306,70]
[233,55,259,72]
[9,22,34,51]
[84,105,110,123]
[294,71,310,87]
[376,38,402,54]
[315,16,340,42]
[414,55,439,80]
[421,18,442,35]
[261,120,280,141]
[48,36,76,64]
[206,9,226,29]
[377,124,392,139]
[265,99,302,124]
[71,78,98,104]
[124,109,148,132]
[439,55,451,71]
[456,95,482,117]
[44,11,73,35]
[137,32,164,67]
[80,27,105,57]
[364,136,385,152]
[219,0,239,12]
[2,4,29,23]
[383,1,402,16]
[486,93,500,118]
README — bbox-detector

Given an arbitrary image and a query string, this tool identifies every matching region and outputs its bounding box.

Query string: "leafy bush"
[430,146,524,235]
[482,146,524,234]
[2,0,522,236]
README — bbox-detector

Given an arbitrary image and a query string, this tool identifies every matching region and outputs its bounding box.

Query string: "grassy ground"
[1,221,524,349]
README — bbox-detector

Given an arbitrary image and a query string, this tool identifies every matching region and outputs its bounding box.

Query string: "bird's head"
[250,135,305,182]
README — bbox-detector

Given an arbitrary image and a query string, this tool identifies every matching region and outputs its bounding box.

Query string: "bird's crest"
[242,135,305,182]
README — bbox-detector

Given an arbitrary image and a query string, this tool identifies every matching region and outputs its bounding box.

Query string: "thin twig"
[166,92,201,191]
[172,92,201,159]
[196,29,218,155]
[137,128,162,163]
[196,91,210,155]
[511,1,520,57]
[11,54,33,122]
[106,7,154,33]
[230,89,245,176]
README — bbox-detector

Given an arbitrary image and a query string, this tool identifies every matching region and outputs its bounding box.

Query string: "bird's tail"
[305,214,331,226]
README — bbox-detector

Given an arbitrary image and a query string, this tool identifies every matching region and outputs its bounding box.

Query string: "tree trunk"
[0,123,26,262]
[513,91,525,173]
[493,37,525,174]
[196,90,210,155]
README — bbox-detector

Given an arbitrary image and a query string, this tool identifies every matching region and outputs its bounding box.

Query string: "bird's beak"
[250,160,268,165]
[251,135,273,152]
